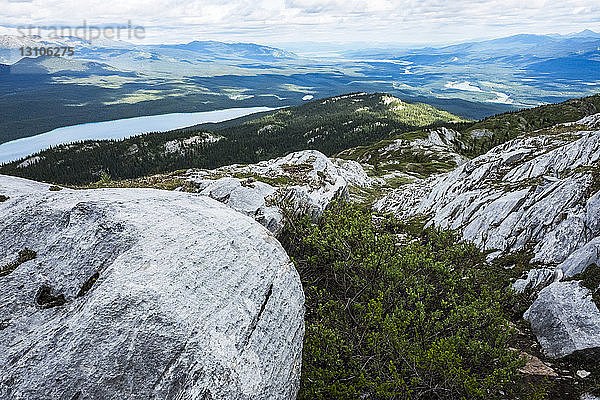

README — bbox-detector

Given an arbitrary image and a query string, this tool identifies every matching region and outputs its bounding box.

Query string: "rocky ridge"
[181,150,375,234]
[337,127,469,181]
[375,114,600,358]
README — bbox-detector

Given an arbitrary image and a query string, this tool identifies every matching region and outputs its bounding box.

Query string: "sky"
[1,0,599,47]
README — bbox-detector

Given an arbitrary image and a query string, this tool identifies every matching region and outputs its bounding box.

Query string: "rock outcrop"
[337,127,469,180]
[524,281,600,358]
[184,150,374,234]
[0,175,304,399]
[376,116,600,274]
[376,115,600,358]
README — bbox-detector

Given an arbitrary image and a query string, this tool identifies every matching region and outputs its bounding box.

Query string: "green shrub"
[567,264,600,307]
[281,202,546,400]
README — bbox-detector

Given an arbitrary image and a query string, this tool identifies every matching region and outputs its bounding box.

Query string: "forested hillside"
[2,93,600,186]
[0,93,466,184]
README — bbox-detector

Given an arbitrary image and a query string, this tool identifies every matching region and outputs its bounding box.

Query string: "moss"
[232,172,297,187]
[48,185,62,191]
[81,174,197,191]
[383,175,414,189]
[77,272,100,297]
[281,163,313,174]
[0,195,8,202]
[17,248,37,264]
[35,285,66,309]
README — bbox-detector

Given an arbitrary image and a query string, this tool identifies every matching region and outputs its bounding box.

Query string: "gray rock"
[376,129,600,268]
[559,237,600,278]
[582,394,600,400]
[513,268,557,293]
[186,150,374,233]
[195,177,283,234]
[0,174,304,400]
[524,281,600,358]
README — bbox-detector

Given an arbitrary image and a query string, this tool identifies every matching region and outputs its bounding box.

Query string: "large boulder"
[0,175,304,399]
[524,281,600,358]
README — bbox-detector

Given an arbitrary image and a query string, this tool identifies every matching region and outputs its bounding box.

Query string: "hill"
[336,94,600,179]
[0,93,466,184]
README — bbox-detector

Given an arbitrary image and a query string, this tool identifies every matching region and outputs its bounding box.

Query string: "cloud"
[0,0,598,44]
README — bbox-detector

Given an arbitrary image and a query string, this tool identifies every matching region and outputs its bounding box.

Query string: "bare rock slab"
[0,175,304,400]
[524,281,600,358]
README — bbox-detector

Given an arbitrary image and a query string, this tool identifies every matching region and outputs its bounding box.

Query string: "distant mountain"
[159,40,296,60]
[565,29,600,39]
[0,35,92,63]
[8,57,126,75]
[1,32,598,146]
[346,32,600,60]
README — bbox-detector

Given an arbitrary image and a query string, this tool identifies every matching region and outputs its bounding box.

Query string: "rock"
[524,281,600,358]
[337,127,468,179]
[513,268,557,293]
[559,236,600,278]
[185,150,374,233]
[582,393,600,400]
[577,370,592,379]
[376,129,600,269]
[0,174,304,400]
[518,352,558,377]
[195,177,283,234]
[564,113,600,129]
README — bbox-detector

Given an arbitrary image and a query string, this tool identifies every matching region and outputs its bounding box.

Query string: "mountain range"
[0,30,598,145]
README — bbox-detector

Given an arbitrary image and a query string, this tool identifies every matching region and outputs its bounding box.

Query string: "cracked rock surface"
[0,175,304,400]
[185,150,374,234]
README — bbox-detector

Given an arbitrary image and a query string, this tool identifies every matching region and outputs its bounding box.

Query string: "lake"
[0,107,273,164]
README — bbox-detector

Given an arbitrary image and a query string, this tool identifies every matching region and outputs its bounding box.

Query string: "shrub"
[281,201,546,400]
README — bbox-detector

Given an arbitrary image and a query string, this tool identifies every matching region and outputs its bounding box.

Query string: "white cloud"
[0,0,598,45]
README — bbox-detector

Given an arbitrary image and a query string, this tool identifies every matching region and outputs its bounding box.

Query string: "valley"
[1,30,599,146]
[0,106,272,163]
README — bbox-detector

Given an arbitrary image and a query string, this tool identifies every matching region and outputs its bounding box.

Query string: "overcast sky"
[1,0,599,47]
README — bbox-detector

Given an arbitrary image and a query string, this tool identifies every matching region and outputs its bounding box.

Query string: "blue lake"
[0,107,273,164]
